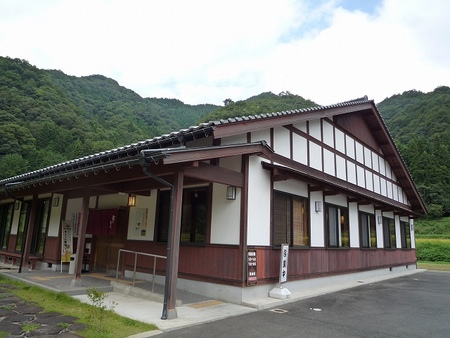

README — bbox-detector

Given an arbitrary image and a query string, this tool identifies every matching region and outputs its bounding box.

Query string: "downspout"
[141,165,174,320]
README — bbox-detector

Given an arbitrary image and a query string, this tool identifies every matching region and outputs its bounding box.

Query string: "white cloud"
[0,0,448,106]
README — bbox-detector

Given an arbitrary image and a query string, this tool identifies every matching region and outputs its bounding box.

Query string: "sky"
[0,0,449,106]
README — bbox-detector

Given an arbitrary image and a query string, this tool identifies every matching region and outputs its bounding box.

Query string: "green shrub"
[416,238,450,262]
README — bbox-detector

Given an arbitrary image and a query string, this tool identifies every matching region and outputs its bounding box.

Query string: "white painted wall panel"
[385,162,392,179]
[48,193,64,237]
[379,157,386,176]
[222,134,247,145]
[380,178,387,196]
[309,142,322,171]
[347,161,357,184]
[310,191,324,247]
[274,180,308,197]
[349,202,359,248]
[293,121,307,133]
[393,184,399,201]
[410,219,416,249]
[293,134,308,165]
[372,152,379,171]
[357,165,365,188]
[210,183,240,245]
[359,204,375,214]
[335,129,345,154]
[387,181,393,199]
[127,195,156,241]
[336,155,346,180]
[309,119,321,141]
[395,215,401,248]
[365,170,373,191]
[251,129,271,143]
[355,142,364,164]
[373,175,381,194]
[247,156,271,246]
[323,120,334,147]
[324,149,335,176]
[274,126,290,158]
[325,194,347,207]
[346,135,355,159]
[375,210,383,248]
[364,147,372,168]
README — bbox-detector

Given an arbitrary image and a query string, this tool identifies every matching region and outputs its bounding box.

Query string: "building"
[0,98,426,319]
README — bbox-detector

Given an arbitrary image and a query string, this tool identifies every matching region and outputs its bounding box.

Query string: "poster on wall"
[61,221,73,266]
[134,208,148,237]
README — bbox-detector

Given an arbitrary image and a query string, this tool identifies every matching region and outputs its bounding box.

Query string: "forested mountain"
[0,56,448,217]
[0,57,218,178]
[378,86,450,217]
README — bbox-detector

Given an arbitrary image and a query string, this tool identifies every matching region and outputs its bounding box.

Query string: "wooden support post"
[166,170,183,319]
[72,189,90,286]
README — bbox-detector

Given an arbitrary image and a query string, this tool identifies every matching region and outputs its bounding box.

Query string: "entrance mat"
[188,300,224,309]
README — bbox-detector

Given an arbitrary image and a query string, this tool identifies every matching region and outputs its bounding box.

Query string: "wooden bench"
[0,252,42,270]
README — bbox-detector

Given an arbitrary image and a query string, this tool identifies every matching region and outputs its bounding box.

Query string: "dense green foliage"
[200,91,319,122]
[414,217,450,238]
[0,57,218,178]
[416,238,450,262]
[378,87,450,217]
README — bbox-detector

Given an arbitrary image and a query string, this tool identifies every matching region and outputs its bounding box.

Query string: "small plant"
[86,287,117,332]
[21,323,40,333]
[57,322,71,329]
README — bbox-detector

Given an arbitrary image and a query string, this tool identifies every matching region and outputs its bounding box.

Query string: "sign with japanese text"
[61,221,73,263]
[247,249,257,286]
[279,244,289,283]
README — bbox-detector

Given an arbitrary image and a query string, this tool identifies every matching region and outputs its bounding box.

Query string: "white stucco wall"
[210,183,240,245]
[47,193,63,237]
[310,190,324,247]
[273,126,290,158]
[127,194,156,241]
[247,156,271,246]
[274,179,308,197]
[348,202,359,248]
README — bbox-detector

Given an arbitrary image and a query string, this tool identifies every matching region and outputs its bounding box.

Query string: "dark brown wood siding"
[256,247,416,284]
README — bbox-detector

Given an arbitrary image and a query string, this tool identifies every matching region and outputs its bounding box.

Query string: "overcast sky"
[0,0,449,106]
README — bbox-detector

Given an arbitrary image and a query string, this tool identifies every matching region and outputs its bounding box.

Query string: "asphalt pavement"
[156,270,450,338]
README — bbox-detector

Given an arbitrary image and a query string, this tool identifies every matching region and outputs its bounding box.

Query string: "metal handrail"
[116,249,166,292]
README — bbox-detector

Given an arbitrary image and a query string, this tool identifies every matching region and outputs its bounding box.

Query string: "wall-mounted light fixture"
[315,201,322,212]
[52,196,60,207]
[14,201,20,210]
[226,186,236,200]
[127,194,136,207]
[377,216,382,224]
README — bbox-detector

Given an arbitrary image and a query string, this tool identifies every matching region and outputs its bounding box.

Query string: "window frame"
[156,186,209,245]
[359,211,377,249]
[382,217,396,249]
[400,220,411,249]
[325,203,349,248]
[0,203,14,251]
[272,190,310,248]
[15,202,30,252]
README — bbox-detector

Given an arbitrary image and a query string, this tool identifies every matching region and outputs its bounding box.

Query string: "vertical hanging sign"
[247,249,257,286]
[61,221,73,263]
[279,243,289,284]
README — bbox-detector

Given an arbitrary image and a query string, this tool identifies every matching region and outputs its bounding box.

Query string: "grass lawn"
[0,275,157,338]
[417,261,450,272]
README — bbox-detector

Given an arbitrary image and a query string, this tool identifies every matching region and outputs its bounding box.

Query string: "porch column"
[20,195,38,272]
[71,188,90,286]
[166,170,184,319]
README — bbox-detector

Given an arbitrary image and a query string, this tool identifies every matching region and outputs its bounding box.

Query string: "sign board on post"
[269,243,291,299]
[279,243,289,284]
[61,221,73,272]
[247,249,257,286]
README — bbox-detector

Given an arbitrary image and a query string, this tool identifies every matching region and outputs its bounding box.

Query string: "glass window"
[359,212,376,248]
[157,187,208,244]
[0,203,14,250]
[383,217,396,249]
[400,221,411,249]
[15,202,30,252]
[31,199,51,256]
[326,204,349,248]
[273,191,309,247]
